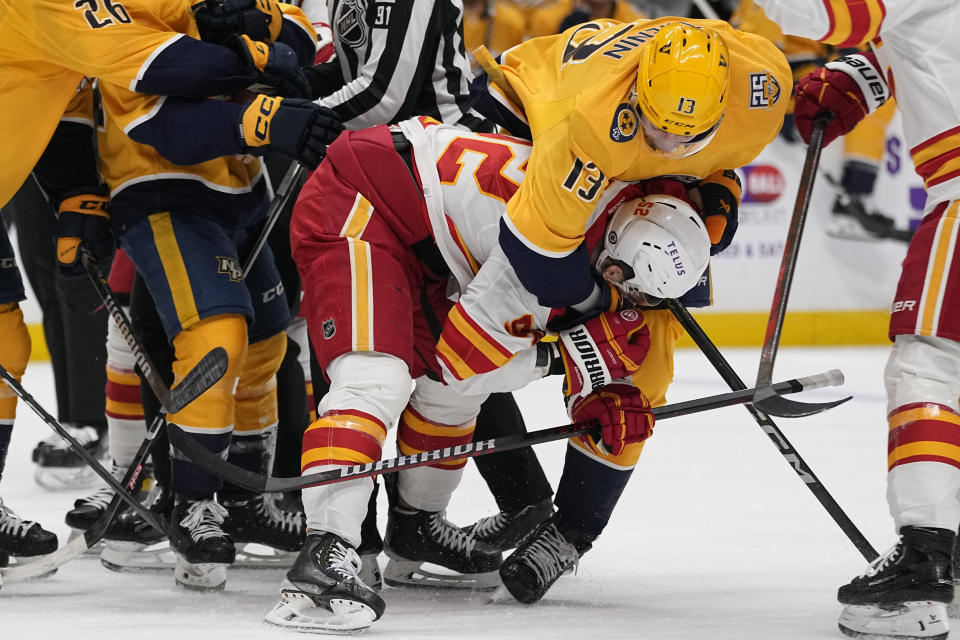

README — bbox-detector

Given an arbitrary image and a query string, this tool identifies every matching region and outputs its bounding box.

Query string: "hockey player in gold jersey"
[471,18,789,312]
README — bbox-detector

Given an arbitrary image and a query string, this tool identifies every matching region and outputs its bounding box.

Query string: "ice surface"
[0,347,897,639]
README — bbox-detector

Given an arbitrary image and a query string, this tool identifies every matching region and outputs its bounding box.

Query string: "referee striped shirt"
[317,0,486,131]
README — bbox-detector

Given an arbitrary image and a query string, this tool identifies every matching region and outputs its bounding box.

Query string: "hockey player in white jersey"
[755,1,960,638]
[276,117,711,632]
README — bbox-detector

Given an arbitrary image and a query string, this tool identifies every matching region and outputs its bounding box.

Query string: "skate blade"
[839,601,949,640]
[487,586,515,604]
[263,591,376,634]
[67,528,104,555]
[175,557,228,592]
[100,540,175,573]
[233,543,296,569]
[383,558,500,592]
[0,554,59,580]
[33,465,103,492]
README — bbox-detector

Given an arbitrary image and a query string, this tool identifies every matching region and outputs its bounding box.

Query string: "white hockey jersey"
[398,116,641,393]
[755,0,960,210]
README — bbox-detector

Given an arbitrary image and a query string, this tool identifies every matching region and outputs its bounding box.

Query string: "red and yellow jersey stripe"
[301,410,388,472]
[888,402,960,471]
[397,406,476,470]
[435,302,516,381]
[911,126,960,192]
[819,0,887,46]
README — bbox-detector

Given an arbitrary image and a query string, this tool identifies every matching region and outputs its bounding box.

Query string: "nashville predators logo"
[749,72,782,110]
[216,256,243,282]
[610,103,638,143]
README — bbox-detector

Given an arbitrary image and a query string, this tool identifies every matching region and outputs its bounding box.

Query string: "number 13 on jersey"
[563,157,606,201]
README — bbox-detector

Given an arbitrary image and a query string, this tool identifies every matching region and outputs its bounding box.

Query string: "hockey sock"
[0,424,12,481]
[225,331,286,498]
[104,308,147,467]
[554,443,635,545]
[168,314,247,499]
[395,405,473,512]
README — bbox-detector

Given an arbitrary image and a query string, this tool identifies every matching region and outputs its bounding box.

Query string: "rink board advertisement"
[11,115,924,351]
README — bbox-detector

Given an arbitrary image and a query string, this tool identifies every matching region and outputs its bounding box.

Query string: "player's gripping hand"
[194,0,284,44]
[56,190,112,277]
[794,52,889,147]
[698,169,741,255]
[569,383,655,456]
[227,34,311,98]
[558,309,650,405]
[237,95,343,169]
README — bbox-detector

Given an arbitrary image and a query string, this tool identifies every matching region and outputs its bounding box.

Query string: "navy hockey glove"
[226,34,311,98]
[569,383,654,457]
[56,189,113,278]
[195,0,284,45]
[698,169,741,255]
[558,309,650,406]
[237,95,343,169]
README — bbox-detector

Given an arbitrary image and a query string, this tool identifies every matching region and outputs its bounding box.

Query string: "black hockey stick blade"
[1,413,168,582]
[168,369,845,494]
[0,365,166,533]
[165,346,229,414]
[752,384,851,418]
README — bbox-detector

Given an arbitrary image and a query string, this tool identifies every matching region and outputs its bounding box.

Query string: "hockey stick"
[753,113,851,418]
[0,365,168,533]
[823,174,915,243]
[668,300,876,560]
[1,413,167,581]
[168,369,845,494]
[80,251,229,415]
[240,161,304,279]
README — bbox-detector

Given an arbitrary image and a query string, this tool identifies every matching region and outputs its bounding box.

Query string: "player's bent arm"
[500,140,609,309]
[33,84,100,205]
[277,4,320,64]
[754,0,918,46]
[30,2,275,97]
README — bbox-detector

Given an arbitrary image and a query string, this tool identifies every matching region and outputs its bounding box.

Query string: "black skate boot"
[0,499,58,557]
[499,512,590,604]
[65,461,155,532]
[461,498,554,552]
[99,489,172,573]
[838,526,953,640]
[32,425,106,491]
[222,493,305,553]
[167,497,235,591]
[383,506,502,590]
[264,531,385,633]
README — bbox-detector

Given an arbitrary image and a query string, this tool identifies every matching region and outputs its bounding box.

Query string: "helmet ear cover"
[597,194,711,301]
[636,23,730,138]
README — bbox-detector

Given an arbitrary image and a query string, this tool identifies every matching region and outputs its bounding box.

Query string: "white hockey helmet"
[596,194,710,303]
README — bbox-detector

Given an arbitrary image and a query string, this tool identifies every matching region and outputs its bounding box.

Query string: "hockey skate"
[99,491,171,572]
[0,499,58,579]
[498,513,588,604]
[838,526,953,640]
[264,531,385,633]
[32,425,106,491]
[167,497,235,591]
[65,461,155,535]
[461,499,554,552]
[222,493,304,565]
[383,506,502,591]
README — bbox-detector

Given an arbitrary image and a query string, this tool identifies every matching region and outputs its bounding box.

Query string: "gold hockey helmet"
[636,23,729,156]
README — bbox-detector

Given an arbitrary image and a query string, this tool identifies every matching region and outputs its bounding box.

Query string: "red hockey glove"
[570,383,655,456]
[698,169,741,255]
[794,52,889,147]
[558,309,650,404]
[56,189,112,277]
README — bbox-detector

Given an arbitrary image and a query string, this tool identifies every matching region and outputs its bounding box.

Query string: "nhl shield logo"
[216,256,243,282]
[322,318,336,339]
[610,103,638,143]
